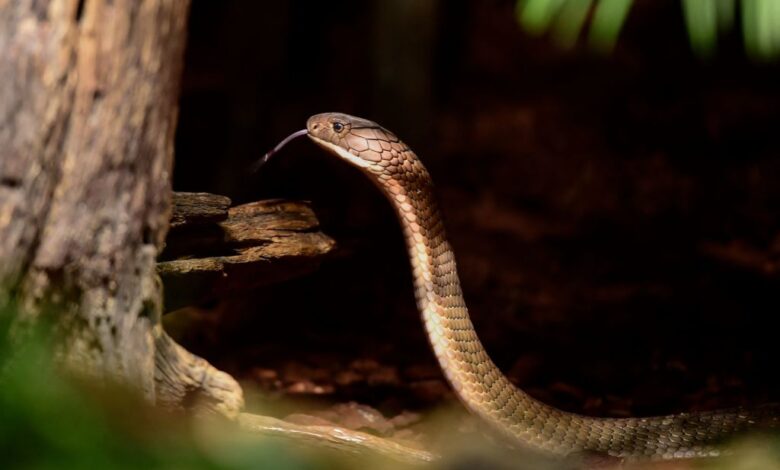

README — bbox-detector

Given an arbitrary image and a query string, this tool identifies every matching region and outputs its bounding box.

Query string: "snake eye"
[332,122,344,132]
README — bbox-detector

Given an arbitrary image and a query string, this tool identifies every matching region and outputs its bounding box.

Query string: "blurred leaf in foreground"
[0,305,316,470]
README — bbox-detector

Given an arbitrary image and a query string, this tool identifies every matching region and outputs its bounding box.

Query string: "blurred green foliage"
[0,306,320,470]
[516,0,780,59]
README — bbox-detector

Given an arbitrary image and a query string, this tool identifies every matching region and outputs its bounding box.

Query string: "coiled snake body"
[282,112,777,460]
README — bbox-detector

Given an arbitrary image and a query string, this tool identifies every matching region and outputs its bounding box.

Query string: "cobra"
[260,112,778,461]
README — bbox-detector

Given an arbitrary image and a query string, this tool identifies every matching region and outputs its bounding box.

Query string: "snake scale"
[265,112,778,461]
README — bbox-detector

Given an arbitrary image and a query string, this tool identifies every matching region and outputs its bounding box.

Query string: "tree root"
[153,326,244,418]
[236,412,437,464]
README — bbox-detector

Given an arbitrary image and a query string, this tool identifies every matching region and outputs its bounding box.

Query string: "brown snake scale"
[299,112,778,460]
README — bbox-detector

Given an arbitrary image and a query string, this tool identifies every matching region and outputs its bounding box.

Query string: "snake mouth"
[307,134,376,171]
[252,128,309,173]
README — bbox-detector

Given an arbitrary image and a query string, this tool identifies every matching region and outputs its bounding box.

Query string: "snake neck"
[365,160,575,451]
[382,177,472,387]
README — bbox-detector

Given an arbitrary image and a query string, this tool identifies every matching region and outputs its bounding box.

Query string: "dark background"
[170,0,780,423]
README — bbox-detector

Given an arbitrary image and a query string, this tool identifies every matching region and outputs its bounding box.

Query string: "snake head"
[306,113,403,173]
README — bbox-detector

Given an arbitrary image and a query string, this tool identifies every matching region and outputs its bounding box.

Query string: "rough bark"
[168,192,232,229]
[0,0,241,416]
[159,193,335,312]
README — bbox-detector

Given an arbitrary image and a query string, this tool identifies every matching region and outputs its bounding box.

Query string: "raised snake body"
[292,112,777,460]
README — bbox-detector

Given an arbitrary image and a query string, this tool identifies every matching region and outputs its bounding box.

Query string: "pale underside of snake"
[262,112,779,461]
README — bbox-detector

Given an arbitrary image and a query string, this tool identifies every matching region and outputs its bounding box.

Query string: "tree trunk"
[0,0,241,416]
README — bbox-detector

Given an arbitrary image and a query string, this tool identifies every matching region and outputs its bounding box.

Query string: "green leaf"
[515,0,780,60]
[683,0,718,58]
[553,0,594,48]
[588,0,633,52]
[517,0,567,35]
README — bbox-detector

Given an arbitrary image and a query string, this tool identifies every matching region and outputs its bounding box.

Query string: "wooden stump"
[0,0,244,417]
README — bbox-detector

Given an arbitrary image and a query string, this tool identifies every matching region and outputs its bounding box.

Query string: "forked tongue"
[251,129,308,173]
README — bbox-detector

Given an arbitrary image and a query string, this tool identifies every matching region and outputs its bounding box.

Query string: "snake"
[262,112,778,461]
